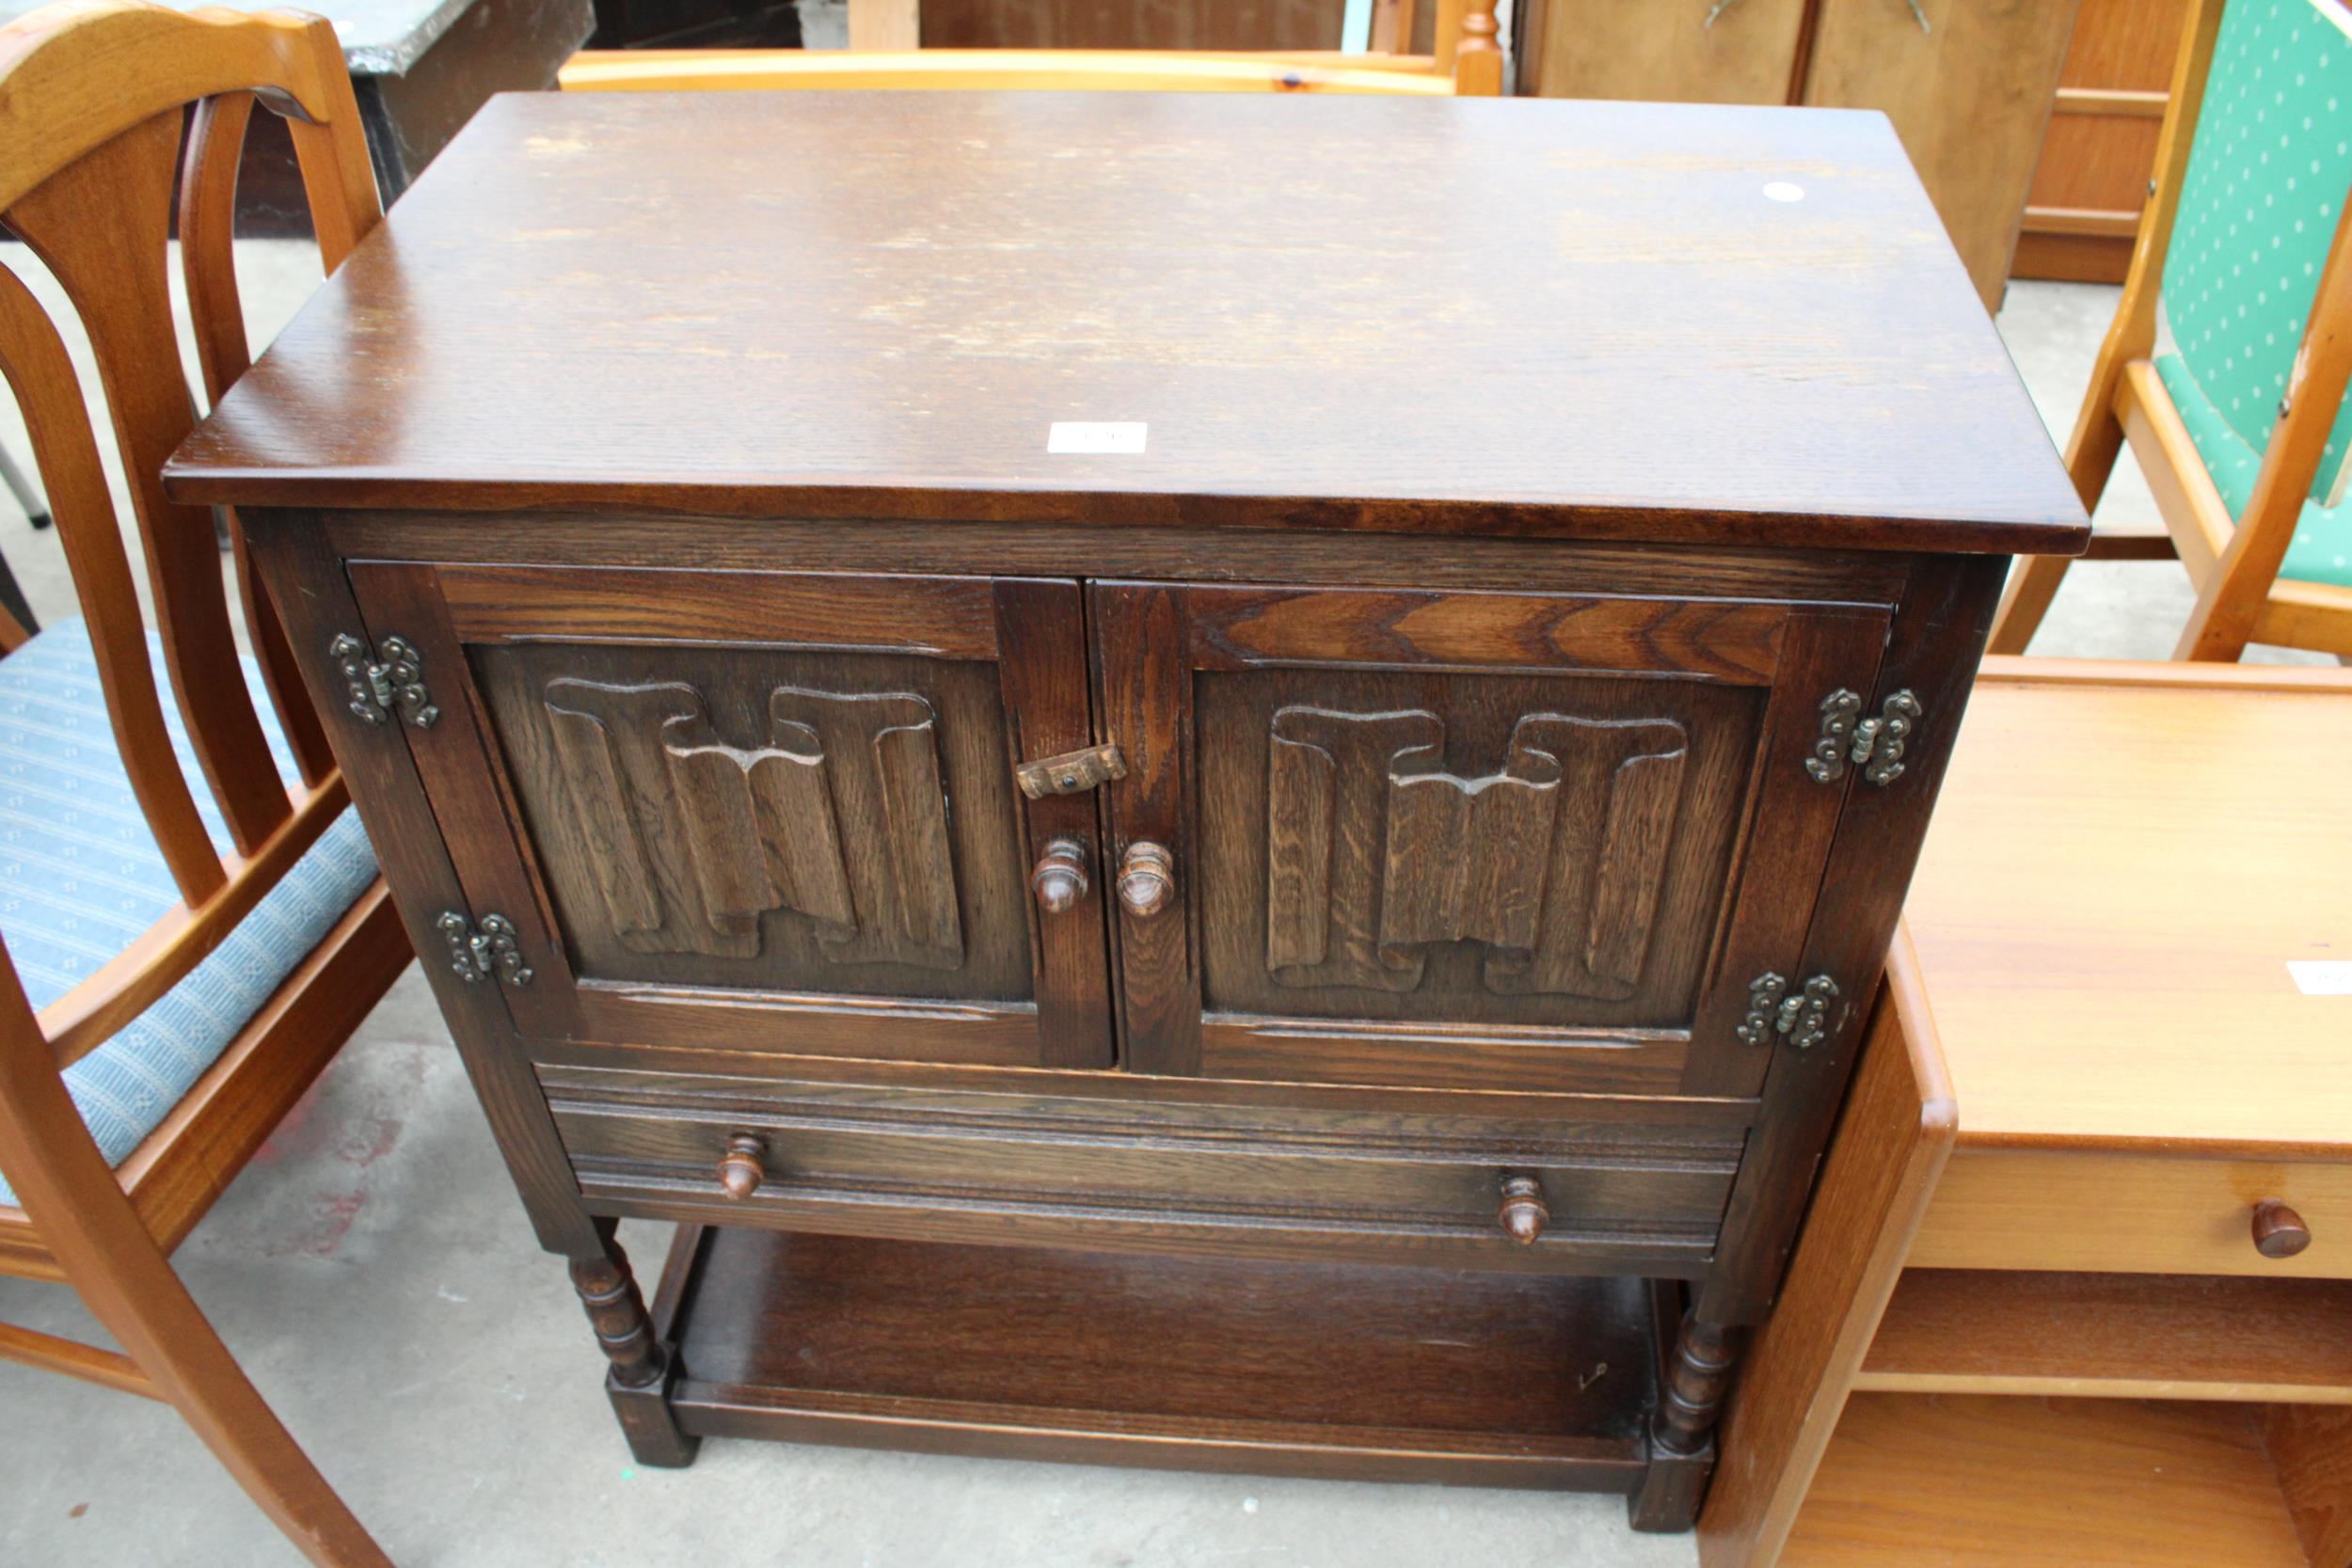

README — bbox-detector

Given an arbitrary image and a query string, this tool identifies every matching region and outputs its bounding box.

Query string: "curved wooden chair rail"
[1987,0,2352,663]
[0,4,404,1565]
[561,0,1503,96]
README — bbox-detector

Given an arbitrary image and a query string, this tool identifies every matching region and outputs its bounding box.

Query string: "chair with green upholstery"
[1990,0,2352,660]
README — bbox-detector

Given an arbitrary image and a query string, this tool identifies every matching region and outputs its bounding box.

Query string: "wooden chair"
[1988,0,2352,661]
[559,0,1502,96]
[0,4,409,1563]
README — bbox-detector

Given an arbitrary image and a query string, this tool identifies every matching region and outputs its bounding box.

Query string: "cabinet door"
[1094,581,1891,1097]
[346,562,1112,1070]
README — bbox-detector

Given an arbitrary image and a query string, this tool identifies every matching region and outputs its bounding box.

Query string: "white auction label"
[2287,960,2352,996]
[1048,421,1147,454]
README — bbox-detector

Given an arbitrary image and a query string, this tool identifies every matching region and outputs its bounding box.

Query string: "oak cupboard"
[165,90,2085,1530]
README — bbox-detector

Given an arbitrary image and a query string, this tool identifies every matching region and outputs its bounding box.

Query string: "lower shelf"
[651,1223,1661,1492]
[1857,1270,2352,1403]
[1783,1393,2320,1568]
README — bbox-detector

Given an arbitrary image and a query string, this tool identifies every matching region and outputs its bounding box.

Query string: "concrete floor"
[0,255,2328,1568]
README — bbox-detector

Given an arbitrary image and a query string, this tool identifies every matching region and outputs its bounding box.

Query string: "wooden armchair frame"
[0,4,407,1564]
[1989,0,2352,662]
[559,0,1503,97]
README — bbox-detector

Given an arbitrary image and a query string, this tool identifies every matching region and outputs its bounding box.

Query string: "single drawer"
[1910,1148,2352,1278]
[540,1065,1745,1275]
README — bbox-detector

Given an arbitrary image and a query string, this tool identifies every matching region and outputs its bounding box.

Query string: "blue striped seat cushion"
[0,617,378,1209]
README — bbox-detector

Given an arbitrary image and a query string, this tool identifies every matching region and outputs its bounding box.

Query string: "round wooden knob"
[1117,841,1175,918]
[1031,838,1089,914]
[1498,1173,1549,1245]
[717,1134,766,1200]
[2252,1198,2312,1259]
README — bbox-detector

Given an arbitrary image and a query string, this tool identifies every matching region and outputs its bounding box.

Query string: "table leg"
[567,1219,697,1467]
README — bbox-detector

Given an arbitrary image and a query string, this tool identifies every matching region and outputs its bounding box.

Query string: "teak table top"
[1905,659,2352,1158]
[166,90,2085,553]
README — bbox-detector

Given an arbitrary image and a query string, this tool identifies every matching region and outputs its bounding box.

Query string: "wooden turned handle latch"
[1117,841,1176,918]
[717,1134,767,1200]
[2252,1198,2312,1259]
[1031,838,1089,915]
[1498,1172,1549,1244]
[1015,743,1127,800]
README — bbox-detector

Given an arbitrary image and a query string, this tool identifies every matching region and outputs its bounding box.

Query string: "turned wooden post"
[1653,1311,1739,1457]
[1451,0,1503,96]
[1629,1301,1742,1530]
[569,1236,667,1389]
[566,1222,700,1466]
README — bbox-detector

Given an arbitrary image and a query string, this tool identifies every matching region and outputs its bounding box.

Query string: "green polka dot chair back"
[2156,0,2352,585]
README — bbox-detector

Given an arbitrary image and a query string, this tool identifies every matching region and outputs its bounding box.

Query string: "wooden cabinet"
[167,91,2084,1533]
[1517,0,2083,311]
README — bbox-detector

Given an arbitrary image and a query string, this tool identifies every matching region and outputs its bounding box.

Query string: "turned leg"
[1629,1295,1742,1532]
[567,1220,697,1467]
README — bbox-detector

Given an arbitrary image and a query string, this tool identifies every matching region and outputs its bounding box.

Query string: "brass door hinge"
[1015,742,1127,799]
[437,911,532,987]
[329,632,438,729]
[1736,972,1839,1051]
[1806,688,1921,787]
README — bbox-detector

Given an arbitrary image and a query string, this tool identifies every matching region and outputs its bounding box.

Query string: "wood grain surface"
[1905,659,2352,1152]
[164,92,2084,553]
[1781,1394,2315,1568]
[1695,936,1956,1568]
[1909,1147,2352,1279]
[1859,1269,2352,1402]
[1799,0,2082,312]
[665,1227,1659,1485]
[2267,1403,2352,1568]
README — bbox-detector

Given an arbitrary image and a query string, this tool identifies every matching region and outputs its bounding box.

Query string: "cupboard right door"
[1092,579,1893,1100]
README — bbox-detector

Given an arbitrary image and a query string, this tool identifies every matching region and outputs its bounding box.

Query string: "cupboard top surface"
[166,92,2085,554]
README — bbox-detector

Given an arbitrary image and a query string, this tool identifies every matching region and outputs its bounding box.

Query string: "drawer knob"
[717,1134,766,1200]
[1498,1173,1549,1245]
[1117,841,1176,918]
[1030,837,1089,915]
[2252,1198,2312,1259]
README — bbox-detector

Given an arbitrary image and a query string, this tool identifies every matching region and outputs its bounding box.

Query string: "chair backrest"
[2160,0,2352,502]
[0,1,378,878]
[0,0,380,1056]
[561,0,1502,96]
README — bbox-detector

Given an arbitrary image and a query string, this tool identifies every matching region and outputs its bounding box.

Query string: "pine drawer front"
[1909,1148,2352,1278]
[541,1067,1745,1275]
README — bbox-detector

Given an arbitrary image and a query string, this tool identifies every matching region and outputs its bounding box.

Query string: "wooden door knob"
[2252,1198,2312,1259]
[717,1134,766,1200]
[1117,841,1175,917]
[1498,1173,1549,1244]
[1030,838,1089,914]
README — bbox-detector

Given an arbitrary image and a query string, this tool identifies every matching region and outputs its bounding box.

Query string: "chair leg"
[0,977,392,1568]
[70,1248,397,1568]
[1985,554,2072,655]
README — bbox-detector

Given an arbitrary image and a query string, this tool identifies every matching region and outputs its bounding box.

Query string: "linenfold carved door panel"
[1092,582,1891,1099]
[344,562,1111,1069]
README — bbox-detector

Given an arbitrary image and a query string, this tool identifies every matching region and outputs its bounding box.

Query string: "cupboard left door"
[341,561,1113,1070]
